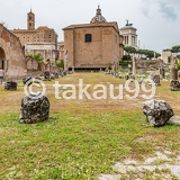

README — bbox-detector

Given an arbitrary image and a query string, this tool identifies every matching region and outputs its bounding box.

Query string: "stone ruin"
[20,76,50,124]
[151,74,161,86]
[43,70,67,81]
[20,95,50,124]
[136,59,163,73]
[170,57,180,91]
[143,99,175,127]
[4,81,17,91]
[170,80,180,91]
[44,71,52,81]
[160,66,166,79]
[99,150,180,179]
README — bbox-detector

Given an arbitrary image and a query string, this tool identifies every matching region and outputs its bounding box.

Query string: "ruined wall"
[0,24,27,79]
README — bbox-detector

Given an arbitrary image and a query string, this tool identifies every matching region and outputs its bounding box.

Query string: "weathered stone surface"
[160,67,166,79]
[4,81,17,91]
[53,72,59,79]
[170,65,178,81]
[44,71,51,80]
[167,116,180,126]
[170,80,180,91]
[151,74,161,86]
[130,74,136,80]
[20,95,50,124]
[50,73,55,80]
[0,24,27,80]
[26,58,38,71]
[98,174,121,180]
[138,59,163,69]
[63,71,68,76]
[103,150,180,180]
[143,99,174,127]
[59,70,65,77]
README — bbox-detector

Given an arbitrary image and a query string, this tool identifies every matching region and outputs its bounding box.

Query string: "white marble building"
[119,20,138,48]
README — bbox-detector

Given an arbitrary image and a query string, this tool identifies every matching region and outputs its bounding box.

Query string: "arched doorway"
[0,47,5,70]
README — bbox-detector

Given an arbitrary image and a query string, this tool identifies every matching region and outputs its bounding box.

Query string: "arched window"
[85,34,92,43]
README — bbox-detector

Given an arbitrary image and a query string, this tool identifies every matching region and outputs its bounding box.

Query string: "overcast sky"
[0,0,179,52]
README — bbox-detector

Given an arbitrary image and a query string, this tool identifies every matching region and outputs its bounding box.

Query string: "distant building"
[119,20,138,48]
[63,6,124,71]
[162,49,180,64]
[12,10,58,63]
[57,41,65,60]
[0,24,26,79]
[162,49,172,64]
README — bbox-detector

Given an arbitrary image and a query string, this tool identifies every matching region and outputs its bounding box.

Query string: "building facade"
[0,24,26,79]
[63,6,124,71]
[162,49,180,64]
[12,10,58,63]
[57,41,65,60]
[119,20,138,48]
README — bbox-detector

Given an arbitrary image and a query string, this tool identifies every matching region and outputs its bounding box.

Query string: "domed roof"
[90,6,107,24]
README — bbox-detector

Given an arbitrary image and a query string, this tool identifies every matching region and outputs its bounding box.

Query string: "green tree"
[120,55,132,66]
[56,59,64,69]
[28,53,44,71]
[177,55,180,60]
[124,46,160,59]
[171,45,180,53]
[124,46,136,54]
[28,53,43,64]
[177,60,180,70]
[136,49,160,58]
[122,55,131,61]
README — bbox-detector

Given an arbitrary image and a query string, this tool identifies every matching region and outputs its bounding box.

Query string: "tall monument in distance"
[119,20,138,48]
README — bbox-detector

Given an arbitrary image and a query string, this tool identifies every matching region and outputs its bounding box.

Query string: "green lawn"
[0,73,180,179]
[1,112,180,179]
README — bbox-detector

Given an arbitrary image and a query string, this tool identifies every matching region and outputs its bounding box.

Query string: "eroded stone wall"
[0,24,27,79]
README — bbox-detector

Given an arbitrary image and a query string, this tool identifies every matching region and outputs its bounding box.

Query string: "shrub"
[28,53,43,64]
[56,59,64,69]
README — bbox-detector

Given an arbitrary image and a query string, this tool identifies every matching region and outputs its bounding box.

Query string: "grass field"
[0,73,180,179]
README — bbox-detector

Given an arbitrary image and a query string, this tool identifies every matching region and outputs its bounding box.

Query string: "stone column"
[72,66,75,73]
[170,57,178,80]
[128,63,132,74]
[160,66,165,79]
[132,56,136,76]
[64,50,68,71]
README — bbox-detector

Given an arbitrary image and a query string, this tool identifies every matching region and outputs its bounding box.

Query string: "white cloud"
[0,0,179,51]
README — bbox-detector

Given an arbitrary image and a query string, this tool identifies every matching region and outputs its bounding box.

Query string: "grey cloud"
[142,0,180,21]
[159,1,178,20]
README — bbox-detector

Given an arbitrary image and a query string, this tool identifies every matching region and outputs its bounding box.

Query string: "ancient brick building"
[57,41,65,60]
[63,6,124,71]
[0,24,26,79]
[12,10,58,63]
